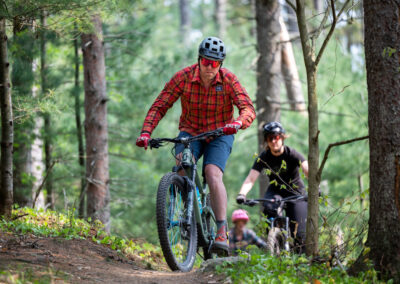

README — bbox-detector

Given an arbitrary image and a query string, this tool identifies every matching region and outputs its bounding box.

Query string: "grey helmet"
[198,36,226,61]
[263,122,286,138]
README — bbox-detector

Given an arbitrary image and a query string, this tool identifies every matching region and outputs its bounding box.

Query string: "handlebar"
[243,195,307,207]
[149,128,225,149]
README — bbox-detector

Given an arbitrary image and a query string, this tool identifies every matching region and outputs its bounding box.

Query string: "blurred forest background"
[2,0,368,244]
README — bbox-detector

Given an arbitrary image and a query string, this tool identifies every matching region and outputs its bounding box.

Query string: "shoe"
[211,225,229,256]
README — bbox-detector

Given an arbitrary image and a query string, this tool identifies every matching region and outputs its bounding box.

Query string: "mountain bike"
[149,129,225,272]
[243,195,307,255]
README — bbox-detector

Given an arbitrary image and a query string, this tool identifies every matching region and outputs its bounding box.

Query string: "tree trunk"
[280,17,305,112]
[350,0,400,280]
[81,15,110,231]
[30,114,45,209]
[11,23,35,206]
[255,0,282,198]
[215,0,227,38]
[295,0,319,256]
[40,12,54,209]
[179,0,191,47]
[74,31,86,218]
[0,18,14,218]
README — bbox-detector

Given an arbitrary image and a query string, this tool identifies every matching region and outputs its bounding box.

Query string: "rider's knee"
[204,164,223,183]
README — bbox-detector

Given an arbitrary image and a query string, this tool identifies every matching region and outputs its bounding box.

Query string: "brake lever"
[149,139,162,149]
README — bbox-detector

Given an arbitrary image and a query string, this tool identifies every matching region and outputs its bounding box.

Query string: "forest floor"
[0,232,225,284]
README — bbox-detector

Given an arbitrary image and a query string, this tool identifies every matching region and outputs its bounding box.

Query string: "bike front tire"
[267,227,284,256]
[156,172,198,272]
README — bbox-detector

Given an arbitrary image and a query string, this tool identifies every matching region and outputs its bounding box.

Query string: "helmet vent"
[198,36,226,61]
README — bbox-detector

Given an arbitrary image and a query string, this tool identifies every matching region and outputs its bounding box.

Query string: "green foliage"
[1,208,163,269]
[217,252,383,284]
[0,265,69,284]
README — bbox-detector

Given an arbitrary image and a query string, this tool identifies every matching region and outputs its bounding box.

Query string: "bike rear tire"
[156,172,198,272]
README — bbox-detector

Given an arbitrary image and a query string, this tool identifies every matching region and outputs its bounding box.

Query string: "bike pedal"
[210,245,229,257]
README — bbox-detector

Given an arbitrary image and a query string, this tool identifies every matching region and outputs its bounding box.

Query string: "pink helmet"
[232,209,249,223]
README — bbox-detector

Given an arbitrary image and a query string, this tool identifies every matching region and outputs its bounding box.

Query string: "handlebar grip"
[244,200,259,207]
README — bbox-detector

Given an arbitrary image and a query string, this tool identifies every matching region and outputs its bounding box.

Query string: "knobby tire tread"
[156,172,197,272]
[267,227,284,256]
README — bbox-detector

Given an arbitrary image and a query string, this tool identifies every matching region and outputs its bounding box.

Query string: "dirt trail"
[0,233,223,283]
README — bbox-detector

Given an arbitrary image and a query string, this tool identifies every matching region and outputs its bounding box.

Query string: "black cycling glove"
[236,194,246,204]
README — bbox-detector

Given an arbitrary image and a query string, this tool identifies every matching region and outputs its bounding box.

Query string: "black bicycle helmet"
[263,121,286,138]
[198,36,226,61]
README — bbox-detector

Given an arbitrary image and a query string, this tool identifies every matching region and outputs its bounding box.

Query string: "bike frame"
[244,195,307,252]
[150,129,224,251]
[179,142,216,248]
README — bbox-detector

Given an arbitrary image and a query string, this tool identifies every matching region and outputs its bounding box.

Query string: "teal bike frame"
[180,145,216,248]
[150,129,224,250]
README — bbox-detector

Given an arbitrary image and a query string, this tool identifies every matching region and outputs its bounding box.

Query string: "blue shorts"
[175,131,234,172]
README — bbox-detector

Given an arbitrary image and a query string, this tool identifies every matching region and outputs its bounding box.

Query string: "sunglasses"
[267,134,282,142]
[200,57,221,68]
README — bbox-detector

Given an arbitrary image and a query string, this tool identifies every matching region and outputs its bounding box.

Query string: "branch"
[285,0,296,12]
[313,1,330,41]
[317,135,369,179]
[32,161,57,208]
[315,0,351,66]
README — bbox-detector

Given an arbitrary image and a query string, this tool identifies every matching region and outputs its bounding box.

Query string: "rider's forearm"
[301,161,309,178]
[230,81,256,129]
[141,91,180,134]
[239,170,260,196]
[239,182,253,196]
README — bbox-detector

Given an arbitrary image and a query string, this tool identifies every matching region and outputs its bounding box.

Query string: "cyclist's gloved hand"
[273,195,282,204]
[223,121,242,135]
[136,132,151,150]
[236,194,246,204]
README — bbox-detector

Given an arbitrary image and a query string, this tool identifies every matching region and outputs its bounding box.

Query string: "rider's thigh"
[286,199,308,239]
[203,134,234,173]
[174,131,204,161]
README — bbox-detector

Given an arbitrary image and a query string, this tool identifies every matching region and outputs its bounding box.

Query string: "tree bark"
[40,12,54,209]
[179,0,191,47]
[280,17,305,112]
[215,0,227,38]
[11,23,35,206]
[74,31,86,218]
[350,0,400,280]
[255,0,282,198]
[81,15,110,231]
[0,18,14,218]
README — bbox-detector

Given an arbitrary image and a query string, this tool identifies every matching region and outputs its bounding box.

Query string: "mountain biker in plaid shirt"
[136,37,256,254]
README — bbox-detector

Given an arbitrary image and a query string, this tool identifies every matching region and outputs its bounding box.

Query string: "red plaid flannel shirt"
[141,64,256,136]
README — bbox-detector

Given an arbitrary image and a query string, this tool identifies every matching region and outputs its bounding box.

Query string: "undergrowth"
[0,207,164,270]
[217,250,389,284]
